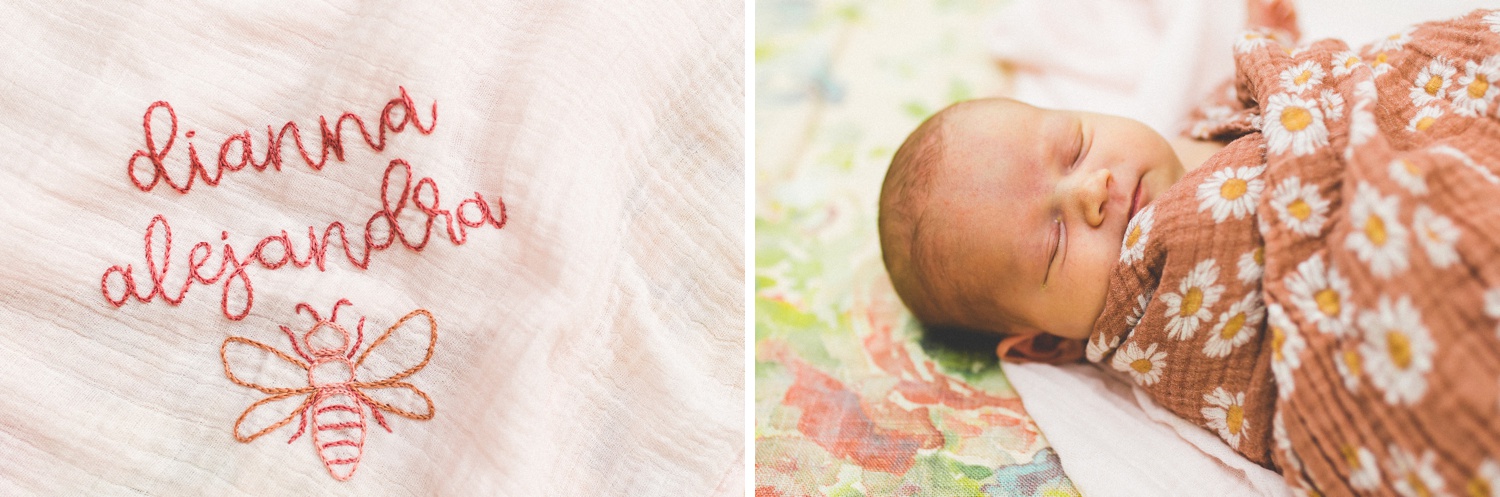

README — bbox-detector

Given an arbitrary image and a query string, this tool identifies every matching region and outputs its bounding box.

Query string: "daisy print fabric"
[1086,135,1277,466]
[1091,9,1500,496]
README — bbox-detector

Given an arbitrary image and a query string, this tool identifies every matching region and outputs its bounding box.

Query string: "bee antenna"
[294,302,321,322]
[330,299,354,323]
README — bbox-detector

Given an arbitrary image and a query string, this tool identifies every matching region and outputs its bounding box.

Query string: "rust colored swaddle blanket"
[1086,9,1500,495]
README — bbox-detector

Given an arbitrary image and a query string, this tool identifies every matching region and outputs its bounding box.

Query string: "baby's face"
[928,99,1184,339]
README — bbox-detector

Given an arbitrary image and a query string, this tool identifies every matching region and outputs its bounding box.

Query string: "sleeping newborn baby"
[878,98,1214,353]
[878,9,1500,495]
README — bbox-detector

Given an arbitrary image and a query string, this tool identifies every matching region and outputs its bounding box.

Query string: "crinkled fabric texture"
[0,1,743,495]
[1089,9,1500,496]
[754,0,1077,495]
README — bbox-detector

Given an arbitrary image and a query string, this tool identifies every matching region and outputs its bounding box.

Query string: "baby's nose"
[1074,168,1111,227]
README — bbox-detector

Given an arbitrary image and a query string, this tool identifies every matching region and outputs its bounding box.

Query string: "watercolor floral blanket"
[1087,10,1500,496]
[755,0,1077,495]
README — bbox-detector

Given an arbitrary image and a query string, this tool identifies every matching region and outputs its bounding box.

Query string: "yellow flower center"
[1271,326,1286,361]
[1341,445,1362,468]
[1388,331,1414,369]
[1343,349,1362,376]
[1131,358,1154,373]
[1316,289,1341,317]
[1409,472,1432,497]
[1221,178,1249,200]
[1469,476,1493,497]
[1402,159,1422,177]
[1126,225,1142,248]
[1388,33,1402,40]
[1365,215,1388,246]
[1470,75,1491,99]
[1416,116,1436,131]
[1254,247,1265,265]
[1376,52,1389,64]
[1281,106,1313,131]
[1344,57,1360,69]
[1226,405,1245,434]
[1294,70,1312,86]
[1288,199,1313,221]
[1425,75,1445,96]
[1180,288,1204,316]
[1221,313,1247,340]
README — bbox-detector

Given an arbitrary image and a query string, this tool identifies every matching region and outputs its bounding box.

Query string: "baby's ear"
[995,329,1086,364]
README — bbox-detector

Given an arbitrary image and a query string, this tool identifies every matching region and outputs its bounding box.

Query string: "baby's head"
[879,98,1185,344]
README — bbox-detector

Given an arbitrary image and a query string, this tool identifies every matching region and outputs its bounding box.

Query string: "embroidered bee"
[221,300,437,481]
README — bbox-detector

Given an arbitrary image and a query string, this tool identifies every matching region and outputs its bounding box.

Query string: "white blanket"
[0,1,743,494]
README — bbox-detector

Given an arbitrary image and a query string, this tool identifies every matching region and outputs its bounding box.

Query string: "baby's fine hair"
[878,108,951,326]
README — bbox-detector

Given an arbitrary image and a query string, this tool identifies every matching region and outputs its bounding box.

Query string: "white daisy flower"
[1319,89,1346,122]
[1263,93,1329,156]
[1197,165,1266,222]
[1279,61,1326,94]
[1285,255,1355,336]
[1359,295,1436,406]
[1388,158,1428,195]
[1487,11,1500,33]
[1201,388,1250,449]
[1432,145,1500,184]
[1472,459,1500,497]
[1345,182,1411,278]
[1204,292,1265,358]
[1371,51,1393,76]
[1269,176,1330,237]
[1236,30,1273,54]
[1161,259,1225,340]
[1335,346,1364,392]
[1112,341,1168,386]
[1348,81,1380,153]
[1273,412,1302,473]
[1268,304,1305,399]
[1332,50,1364,77]
[1376,28,1413,52]
[1126,292,1151,329]
[1389,445,1447,497]
[1190,105,1235,139]
[1086,333,1122,364]
[1410,58,1457,106]
[1342,445,1383,491]
[1486,288,1500,339]
[1237,247,1265,284]
[1408,105,1444,133]
[1454,55,1500,117]
[1413,205,1460,268]
[1120,204,1156,264]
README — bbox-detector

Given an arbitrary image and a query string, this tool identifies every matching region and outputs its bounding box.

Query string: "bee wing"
[354,382,435,420]
[354,309,437,384]
[222,337,310,394]
[232,391,313,443]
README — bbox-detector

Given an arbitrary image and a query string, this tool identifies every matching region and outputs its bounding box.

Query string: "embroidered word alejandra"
[100,89,508,320]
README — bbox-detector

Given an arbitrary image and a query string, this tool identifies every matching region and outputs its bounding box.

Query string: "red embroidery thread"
[127,87,437,193]
[100,160,508,320]
[221,301,437,481]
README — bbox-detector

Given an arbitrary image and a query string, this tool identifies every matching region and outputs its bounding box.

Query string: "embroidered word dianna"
[128,87,436,193]
[221,300,437,481]
[100,159,507,320]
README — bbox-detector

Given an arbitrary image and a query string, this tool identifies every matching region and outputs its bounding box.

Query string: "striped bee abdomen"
[311,388,365,481]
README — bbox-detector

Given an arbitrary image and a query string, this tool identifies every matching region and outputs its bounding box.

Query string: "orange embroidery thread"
[221,300,437,481]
